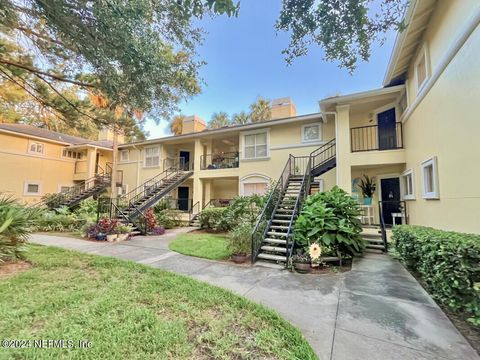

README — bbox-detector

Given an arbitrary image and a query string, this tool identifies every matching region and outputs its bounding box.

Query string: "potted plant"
[117,224,132,241]
[97,217,119,242]
[358,175,376,205]
[291,253,311,273]
[228,222,252,264]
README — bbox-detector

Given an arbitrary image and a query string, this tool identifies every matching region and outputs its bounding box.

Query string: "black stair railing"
[251,156,291,263]
[310,138,336,173]
[114,157,187,212]
[378,200,408,252]
[32,169,111,209]
[285,156,312,260]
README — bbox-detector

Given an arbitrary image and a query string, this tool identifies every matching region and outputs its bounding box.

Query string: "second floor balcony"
[200,152,239,170]
[350,122,403,152]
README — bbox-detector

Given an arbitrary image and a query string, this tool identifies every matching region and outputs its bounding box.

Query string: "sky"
[143,0,398,139]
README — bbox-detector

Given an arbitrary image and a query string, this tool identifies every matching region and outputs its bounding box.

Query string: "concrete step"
[270,225,289,230]
[272,219,290,223]
[266,231,288,237]
[366,244,385,250]
[257,253,287,262]
[264,238,287,245]
[254,261,285,269]
[260,245,287,253]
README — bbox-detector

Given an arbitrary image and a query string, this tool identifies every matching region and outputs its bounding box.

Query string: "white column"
[335,105,352,193]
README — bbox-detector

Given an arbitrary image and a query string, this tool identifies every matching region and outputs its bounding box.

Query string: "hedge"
[198,207,228,231]
[392,225,480,326]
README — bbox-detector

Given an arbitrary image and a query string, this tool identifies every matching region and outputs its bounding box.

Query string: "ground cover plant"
[0,245,317,359]
[169,233,231,260]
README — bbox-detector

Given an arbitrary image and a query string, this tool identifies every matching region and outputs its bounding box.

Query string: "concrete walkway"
[30,231,479,360]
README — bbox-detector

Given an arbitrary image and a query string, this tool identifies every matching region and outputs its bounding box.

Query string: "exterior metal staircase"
[251,139,337,266]
[110,158,193,235]
[35,164,112,210]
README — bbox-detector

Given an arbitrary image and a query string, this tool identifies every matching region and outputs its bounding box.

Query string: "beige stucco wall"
[401,16,480,233]
[0,132,76,204]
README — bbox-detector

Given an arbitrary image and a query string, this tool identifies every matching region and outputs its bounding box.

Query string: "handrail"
[350,122,403,152]
[285,155,311,260]
[189,201,200,223]
[378,200,408,252]
[31,170,110,209]
[310,138,336,171]
[116,157,186,210]
[200,152,239,170]
[251,156,291,263]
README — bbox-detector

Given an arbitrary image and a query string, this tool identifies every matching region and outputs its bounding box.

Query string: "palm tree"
[209,112,231,129]
[249,96,271,122]
[232,111,250,125]
[170,114,185,135]
[0,195,39,262]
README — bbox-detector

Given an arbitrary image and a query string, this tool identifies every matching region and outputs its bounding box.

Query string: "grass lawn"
[169,233,232,260]
[0,245,316,359]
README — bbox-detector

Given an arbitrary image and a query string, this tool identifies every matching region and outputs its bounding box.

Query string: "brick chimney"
[271,97,297,119]
[182,115,206,134]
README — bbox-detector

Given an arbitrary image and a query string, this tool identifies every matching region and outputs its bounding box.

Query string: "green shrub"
[198,207,228,230]
[393,225,480,326]
[228,222,253,255]
[155,209,183,229]
[294,186,364,257]
[221,195,265,230]
[0,196,39,262]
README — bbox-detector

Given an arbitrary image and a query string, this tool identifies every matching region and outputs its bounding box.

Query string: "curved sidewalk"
[30,231,479,360]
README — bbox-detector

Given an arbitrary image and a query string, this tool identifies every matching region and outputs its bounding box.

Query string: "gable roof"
[0,123,113,149]
[383,0,437,86]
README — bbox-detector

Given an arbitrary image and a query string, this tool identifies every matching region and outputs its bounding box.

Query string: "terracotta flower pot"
[232,253,247,264]
[294,262,311,273]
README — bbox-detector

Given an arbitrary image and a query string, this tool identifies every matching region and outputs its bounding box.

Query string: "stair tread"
[264,238,287,244]
[257,253,287,262]
[260,245,287,253]
[266,232,288,237]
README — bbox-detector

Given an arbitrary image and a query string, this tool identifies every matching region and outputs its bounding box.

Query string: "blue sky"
[143,0,397,139]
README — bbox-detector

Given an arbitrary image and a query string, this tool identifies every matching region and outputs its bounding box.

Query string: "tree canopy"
[276,0,407,72]
[209,112,230,129]
[0,0,238,135]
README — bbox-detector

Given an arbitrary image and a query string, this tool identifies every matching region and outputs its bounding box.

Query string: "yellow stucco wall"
[401,12,480,233]
[0,133,76,204]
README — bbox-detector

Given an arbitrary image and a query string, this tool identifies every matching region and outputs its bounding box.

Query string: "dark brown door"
[377,108,397,150]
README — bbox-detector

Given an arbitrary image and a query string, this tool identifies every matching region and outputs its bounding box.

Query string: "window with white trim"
[118,184,129,196]
[244,132,267,159]
[28,141,45,155]
[120,150,129,162]
[144,146,160,167]
[421,157,439,199]
[24,182,41,195]
[243,183,268,196]
[415,44,430,93]
[400,169,415,200]
[62,149,84,159]
[302,123,321,142]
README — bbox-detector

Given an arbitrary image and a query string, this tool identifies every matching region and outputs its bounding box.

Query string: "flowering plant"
[97,217,120,235]
[309,243,322,261]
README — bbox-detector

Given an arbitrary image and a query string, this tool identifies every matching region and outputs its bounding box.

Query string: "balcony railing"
[350,122,403,152]
[200,152,239,170]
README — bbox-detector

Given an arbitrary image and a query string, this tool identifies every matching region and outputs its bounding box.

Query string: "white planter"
[117,233,129,242]
[106,234,117,242]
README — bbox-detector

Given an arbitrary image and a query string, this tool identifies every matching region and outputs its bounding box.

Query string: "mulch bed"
[0,261,31,279]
